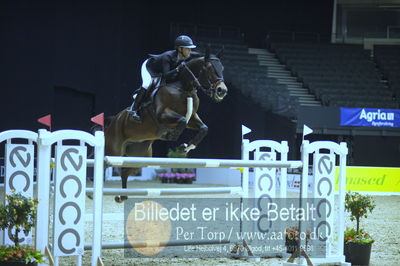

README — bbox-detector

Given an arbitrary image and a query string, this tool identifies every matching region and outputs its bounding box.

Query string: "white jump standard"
[0,128,349,266]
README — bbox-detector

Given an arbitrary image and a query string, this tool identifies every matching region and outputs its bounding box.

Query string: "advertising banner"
[340,107,400,127]
[335,166,400,193]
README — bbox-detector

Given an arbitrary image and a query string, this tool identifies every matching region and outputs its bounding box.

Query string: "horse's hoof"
[184,144,196,153]
[178,143,188,152]
[115,195,128,203]
[115,196,123,203]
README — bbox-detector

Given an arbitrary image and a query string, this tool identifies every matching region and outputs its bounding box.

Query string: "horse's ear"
[205,44,211,62]
[216,46,224,59]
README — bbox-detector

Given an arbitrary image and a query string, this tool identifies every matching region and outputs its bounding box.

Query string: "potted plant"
[183,170,196,184]
[170,169,196,184]
[344,191,376,265]
[155,169,168,183]
[167,147,196,184]
[0,192,45,265]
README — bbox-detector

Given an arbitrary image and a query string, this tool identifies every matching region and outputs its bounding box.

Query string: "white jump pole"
[84,239,231,250]
[105,156,303,169]
[86,186,244,196]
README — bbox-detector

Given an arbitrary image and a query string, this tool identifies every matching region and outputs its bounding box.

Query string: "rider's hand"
[177,61,186,72]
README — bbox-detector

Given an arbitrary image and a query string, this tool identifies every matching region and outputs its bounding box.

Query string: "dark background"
[6,0,396,165]
[1,0,332,122]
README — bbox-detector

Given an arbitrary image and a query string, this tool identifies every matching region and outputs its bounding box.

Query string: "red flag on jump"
[37,114,52,131]
[91,113,104,131]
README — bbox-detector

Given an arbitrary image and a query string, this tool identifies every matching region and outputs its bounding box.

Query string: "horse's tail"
[87,116,112,181]
[88,115,115,160]
[90,124,102,134]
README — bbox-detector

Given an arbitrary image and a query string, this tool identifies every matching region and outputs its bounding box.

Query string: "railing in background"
[387,25,400,38]
[170,22,244,41]
[265,31,331,44]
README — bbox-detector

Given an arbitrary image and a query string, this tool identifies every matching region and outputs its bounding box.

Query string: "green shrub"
[344,191,375,244]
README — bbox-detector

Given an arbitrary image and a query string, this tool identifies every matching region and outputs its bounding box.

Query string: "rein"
[182,63,202,90]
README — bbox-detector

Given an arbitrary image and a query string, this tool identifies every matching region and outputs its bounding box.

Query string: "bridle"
[182,58,224,97]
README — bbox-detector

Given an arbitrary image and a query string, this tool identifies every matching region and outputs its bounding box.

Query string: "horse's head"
[186,47,228,102]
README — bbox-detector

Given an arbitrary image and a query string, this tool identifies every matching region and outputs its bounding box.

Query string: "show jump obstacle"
[0,128,349,266]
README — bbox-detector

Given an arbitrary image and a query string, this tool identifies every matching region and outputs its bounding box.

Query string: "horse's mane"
[190,51,202,58]
[187,51,219,63]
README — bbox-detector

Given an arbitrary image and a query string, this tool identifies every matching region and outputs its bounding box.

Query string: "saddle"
[136,79,162,111]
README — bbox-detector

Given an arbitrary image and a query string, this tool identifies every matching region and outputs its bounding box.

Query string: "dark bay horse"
[105,48,228,202]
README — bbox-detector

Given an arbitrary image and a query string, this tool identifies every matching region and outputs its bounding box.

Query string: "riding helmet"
[175,35,196,48]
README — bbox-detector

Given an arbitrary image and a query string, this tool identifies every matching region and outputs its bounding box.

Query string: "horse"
[105,47,228,202]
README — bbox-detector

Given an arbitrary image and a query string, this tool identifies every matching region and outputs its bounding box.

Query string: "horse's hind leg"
[115,167,139,203]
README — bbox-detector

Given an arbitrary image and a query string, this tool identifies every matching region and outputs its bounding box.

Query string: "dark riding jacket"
[146,50,183,83]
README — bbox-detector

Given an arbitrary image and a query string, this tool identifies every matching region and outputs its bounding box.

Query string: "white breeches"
[141,59,153,89]
[134,59,161,99]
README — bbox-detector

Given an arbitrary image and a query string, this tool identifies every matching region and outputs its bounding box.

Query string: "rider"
[129,35,197,122]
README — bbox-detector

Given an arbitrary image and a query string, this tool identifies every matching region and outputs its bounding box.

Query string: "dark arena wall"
[1,0,330,155]
[1,1,332,128]
[4,1,400,166]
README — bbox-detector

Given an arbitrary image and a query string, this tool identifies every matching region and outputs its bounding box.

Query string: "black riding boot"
[129,88,147,122]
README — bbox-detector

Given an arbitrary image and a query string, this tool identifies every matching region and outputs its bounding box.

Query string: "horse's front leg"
[180,113,208,153]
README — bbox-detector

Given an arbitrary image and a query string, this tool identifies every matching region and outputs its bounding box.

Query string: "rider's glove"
[176,61,186,73]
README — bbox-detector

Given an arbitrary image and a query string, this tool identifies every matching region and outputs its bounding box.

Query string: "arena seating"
[194,31,399,119]
[269,42,399,109]
[374,45,400,102]
[196,38,299,118]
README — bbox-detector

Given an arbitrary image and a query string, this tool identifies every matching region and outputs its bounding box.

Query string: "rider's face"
[179,47,191,59]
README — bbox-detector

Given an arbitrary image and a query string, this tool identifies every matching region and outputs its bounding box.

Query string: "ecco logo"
[55,147,85,255]
[8,146,32,193]
[6,144,34,244]
[315,154,334,242]
[255,151,275,233]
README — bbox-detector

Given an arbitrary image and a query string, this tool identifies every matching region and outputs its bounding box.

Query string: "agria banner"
[340,107,400,127]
